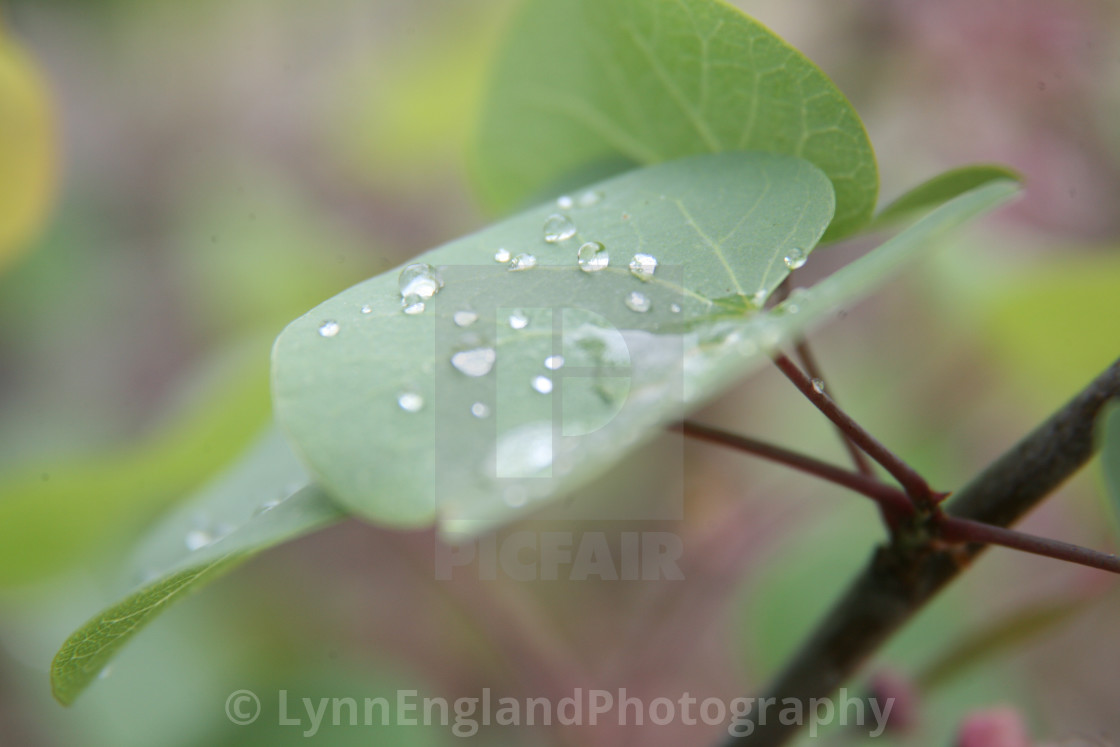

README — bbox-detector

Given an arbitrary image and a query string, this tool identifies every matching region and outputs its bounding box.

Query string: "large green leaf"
[273,152,1018,536]
[51,429,345,705]
[473,0,877,241]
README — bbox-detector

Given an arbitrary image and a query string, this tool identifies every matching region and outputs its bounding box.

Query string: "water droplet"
[453,309,478,328]
[401,295,426,315]
[451,347,497,377]
[509,311,529,330]
[471,402,491,419]
[556,195,574,210]
[398,263,444,299]
[751,289,768,308]
[318,320,340,337]
[398,391,424,412]
[577,242,609,272]
[783,247,808,270]
[544,355,565,370]
[532,375,554,394]
[360,304,373,315]
[669,303,682,314]
[494,248,511,263]
[509,253,538,271]
[625,291,651,313]
[629,253,658,280]
[811,378,826,394]
[185,529,214,551]
[543,214,577,243]
[578,190,603,208]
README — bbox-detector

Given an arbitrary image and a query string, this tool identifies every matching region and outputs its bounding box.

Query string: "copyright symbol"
[225,689,260,725]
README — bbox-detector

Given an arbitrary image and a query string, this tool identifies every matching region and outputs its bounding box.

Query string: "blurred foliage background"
[0,1,1118,745]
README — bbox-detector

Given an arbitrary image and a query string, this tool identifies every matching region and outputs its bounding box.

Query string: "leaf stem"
[937,515,1120,574]
[772,353,940,509]
[793,339,876,478]
[676,421,912,520]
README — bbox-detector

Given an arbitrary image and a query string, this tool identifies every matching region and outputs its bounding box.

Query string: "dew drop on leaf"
[531,375,553,394]
[360,304,373,315]
[544,355,565,370]
[577,241,609,272]
[398,262,444,299]
[783,247,808,270]
[669,303,682,314]
[556,195,574,209]
[543,214,577,243]
[401,295,426,315]
[509,253,538,271]
[509,311,529,330]
[397,391,424,412]
[494,248,511,263]
[629,253,658,280]
[450,347,497,377]
[471,402,491,419]
[453,310,479,328]
[318,320,341,338]
[625,291,651,313]
[578,190,603,207]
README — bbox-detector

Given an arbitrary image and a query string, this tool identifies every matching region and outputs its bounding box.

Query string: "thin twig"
[676,421,911,520]
[793,339,876,478]
[938,515,1120,574]
[772,353,940,508]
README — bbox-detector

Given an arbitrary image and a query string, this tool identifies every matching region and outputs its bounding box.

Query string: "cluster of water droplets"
[399,263,444,315]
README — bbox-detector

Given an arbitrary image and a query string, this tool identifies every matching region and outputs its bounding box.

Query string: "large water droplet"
[532,375,553,394]
[399,263,444,299]
[578,190,603,208]
[318,320,340,338]
[577,242,609,273]
[401,295,426,315]
[453,309,478,328]
[625,291,651,313]
[543,214,577,243]
[509,253,538,272]
[451,347,497,377]
[398,391,424,412]
[629,253,658,280]
[544,355,565,370]
[783,247,808,270]
[556,195,574,210]
[494,248,511,263]
[509,311,529,330]
[471,402,491,419]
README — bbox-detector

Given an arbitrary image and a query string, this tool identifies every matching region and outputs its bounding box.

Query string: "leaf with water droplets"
[271,154,1018,534]
[50,429,345,705]
[474,0,877,241]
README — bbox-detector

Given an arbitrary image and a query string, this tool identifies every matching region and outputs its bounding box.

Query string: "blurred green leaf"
[473,0,877,241]
[872,164,1021,228]
[1102,403,1120,524]
[0,347,271,587]
[0,26,55,272]
[51,430,345,705]
[273,154,1017,536]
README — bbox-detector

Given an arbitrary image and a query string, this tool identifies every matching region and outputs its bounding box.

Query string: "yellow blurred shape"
[0,26,55,271]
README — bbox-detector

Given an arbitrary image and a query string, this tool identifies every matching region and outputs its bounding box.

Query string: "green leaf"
[50,429,345,705]
[1102,403,1120,525]
[0,345,272,587]
[273,153,1018,537]
[872,164,1022,228]
[473,0,877,241]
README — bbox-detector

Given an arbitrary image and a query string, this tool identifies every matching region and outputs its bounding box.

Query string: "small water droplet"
[543,214,577,243]
[318,320,340,337]
[509,253,538,271]
[544,355,565,370]
[494,248,511,263]
[509,311,529,330]
[398,391,424,412]
[751,290,768,308]
[556,195,574,210]
[185,529,214,551]
[451,347,497,377]
[532,375,554,394]
[577,242,609,272]
[453,309,478,328]
[811,378,826,394]
[783,247,808,270]
[471,402,491,419]
[401,295,426,315]
[398,263,444,299]
[578,190,603,208]
[669,303,682,314]
[360,304,373,315]
[625,291,651,313]
[629,253,658,280]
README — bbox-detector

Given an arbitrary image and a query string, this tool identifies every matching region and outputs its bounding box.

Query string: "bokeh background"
[1,0,1119,745]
